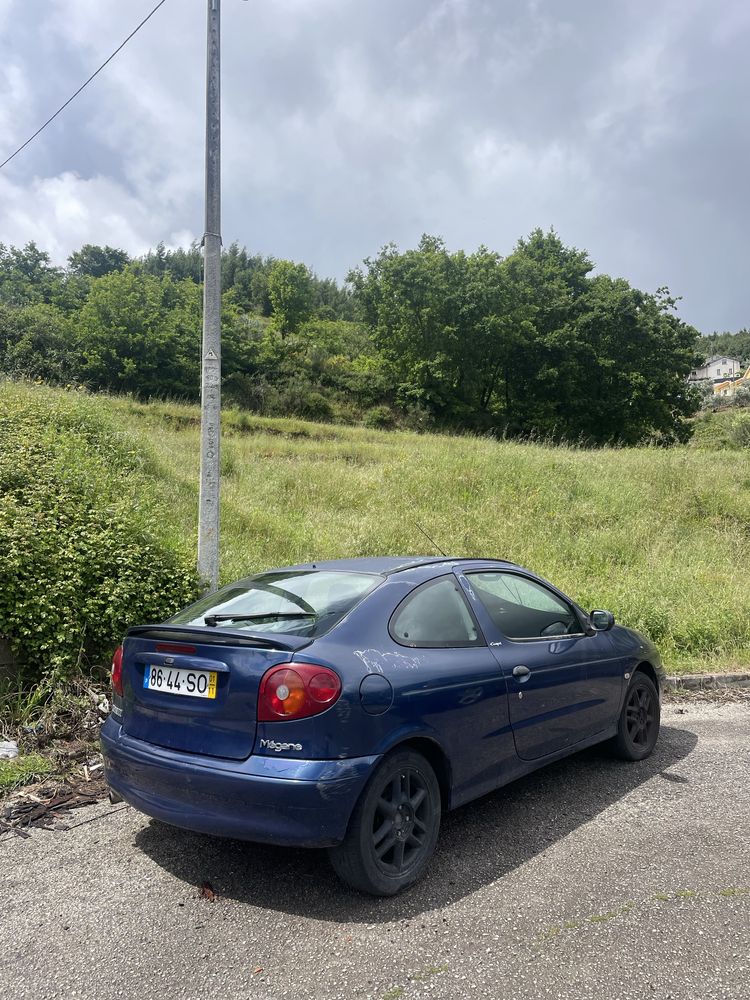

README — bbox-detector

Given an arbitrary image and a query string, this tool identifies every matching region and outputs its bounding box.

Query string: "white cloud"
[0,0,13,32]
[0,170,196,259]
[465,132,590,192]
[0,61,31,140]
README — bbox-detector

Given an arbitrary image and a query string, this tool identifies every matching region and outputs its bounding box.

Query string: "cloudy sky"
[0,0,748,332]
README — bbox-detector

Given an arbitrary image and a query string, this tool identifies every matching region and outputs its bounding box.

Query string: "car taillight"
[258,663,342,722]
[111,645,124,697]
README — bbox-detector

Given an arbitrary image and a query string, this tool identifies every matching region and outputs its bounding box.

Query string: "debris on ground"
[0,763,108,837]
[198,881,217,902]
[0,676,113,836]
[664,684,750,705]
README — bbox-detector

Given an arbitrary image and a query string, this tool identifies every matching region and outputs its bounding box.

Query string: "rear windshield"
[168,570,383,638]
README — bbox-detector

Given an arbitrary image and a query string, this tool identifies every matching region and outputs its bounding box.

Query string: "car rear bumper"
[100,716,378,847]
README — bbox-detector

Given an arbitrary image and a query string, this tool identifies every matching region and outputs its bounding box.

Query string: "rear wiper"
[203,612,318,628]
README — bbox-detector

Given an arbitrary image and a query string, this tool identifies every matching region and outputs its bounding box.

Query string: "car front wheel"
[328,748,442,896]
[612,672,660,761]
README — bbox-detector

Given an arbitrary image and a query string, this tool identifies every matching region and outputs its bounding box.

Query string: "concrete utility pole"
[198,0,221,590]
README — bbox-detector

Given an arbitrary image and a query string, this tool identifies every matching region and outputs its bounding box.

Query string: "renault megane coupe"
[101,557,663,895]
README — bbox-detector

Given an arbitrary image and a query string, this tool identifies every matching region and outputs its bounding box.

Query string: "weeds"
[0,670,53,738]
[0,753,54,792]
[0,672,109,800]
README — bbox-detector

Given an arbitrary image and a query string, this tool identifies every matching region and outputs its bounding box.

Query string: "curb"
[664,672,750,690]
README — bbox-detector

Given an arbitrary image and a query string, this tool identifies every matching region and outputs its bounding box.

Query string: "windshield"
[168,570,383,637]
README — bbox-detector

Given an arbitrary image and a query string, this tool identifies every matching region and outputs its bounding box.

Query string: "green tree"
[75,267,201,398]
[268,260,314,336]
[352,230,700,443]
[543,279,699,443]
[312,276,355,321]
[0,242,64,307]
[67,244,130,279]
[0,303,73,383]
[350,236,466,416]
[350,235,534,425]
[139,241,170,278]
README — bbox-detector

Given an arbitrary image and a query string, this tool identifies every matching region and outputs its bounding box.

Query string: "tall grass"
[107,394,750,675]
[689,408,750,450]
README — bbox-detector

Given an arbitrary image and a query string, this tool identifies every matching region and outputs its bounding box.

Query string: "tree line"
[0,229,718,444]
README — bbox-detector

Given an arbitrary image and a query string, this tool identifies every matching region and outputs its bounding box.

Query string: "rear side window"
[169,570,382,638]
[390,576,483,648]
[467,571,582,640]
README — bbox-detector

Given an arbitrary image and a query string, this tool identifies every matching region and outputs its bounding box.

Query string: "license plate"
[143,665,217,699]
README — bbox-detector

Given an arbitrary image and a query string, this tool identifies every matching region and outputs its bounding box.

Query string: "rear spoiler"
[126,624,312,653]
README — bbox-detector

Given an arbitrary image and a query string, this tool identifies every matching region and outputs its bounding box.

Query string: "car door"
[457,569,613,761]
[386,575,516,804]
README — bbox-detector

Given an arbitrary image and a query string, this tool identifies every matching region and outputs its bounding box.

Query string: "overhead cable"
[0,0,170,171]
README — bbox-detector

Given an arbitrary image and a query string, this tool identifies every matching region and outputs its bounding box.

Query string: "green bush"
[265,382,334,422]
[363,405,396,429]
[0,381,200,680]
[299,391,334,421]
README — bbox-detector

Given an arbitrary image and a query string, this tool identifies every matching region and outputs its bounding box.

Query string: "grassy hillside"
[3,382,749,675]
[100,392,750,676]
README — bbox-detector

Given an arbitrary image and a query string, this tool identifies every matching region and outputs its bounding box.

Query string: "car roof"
[262,556,519,576]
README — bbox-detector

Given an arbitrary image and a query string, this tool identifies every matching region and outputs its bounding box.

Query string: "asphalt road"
[1,701,749,1000]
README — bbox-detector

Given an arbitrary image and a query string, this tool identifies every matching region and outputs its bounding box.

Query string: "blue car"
[101,557,664,895]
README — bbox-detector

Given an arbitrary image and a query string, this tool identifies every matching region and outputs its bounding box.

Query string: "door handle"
[512,665,530,681]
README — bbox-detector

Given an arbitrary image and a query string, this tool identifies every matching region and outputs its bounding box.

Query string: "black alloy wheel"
[612,672,660,761]
[371,767,432,876]
[328,749,442,896]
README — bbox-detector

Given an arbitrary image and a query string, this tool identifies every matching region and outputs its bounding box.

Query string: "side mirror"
[589,609,615,632]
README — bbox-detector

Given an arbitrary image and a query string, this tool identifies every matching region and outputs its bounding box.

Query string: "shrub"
[299,391,333,421]
[0,303,73,384]
[222,371,270,412]
[401,404,433,432]
[0,381,200,681]
[363,405,396,429]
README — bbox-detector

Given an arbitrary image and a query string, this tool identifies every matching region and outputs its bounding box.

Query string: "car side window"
[390,576,484,648]
[467,572,582,640]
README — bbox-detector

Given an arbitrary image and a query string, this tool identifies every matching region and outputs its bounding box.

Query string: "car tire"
[327,748,442,896]
[612,672,660,761]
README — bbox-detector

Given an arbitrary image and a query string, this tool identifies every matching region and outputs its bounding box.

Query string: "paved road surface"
[1,701,749,1000]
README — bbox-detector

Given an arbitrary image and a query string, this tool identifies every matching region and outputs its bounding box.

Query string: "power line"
[0,0,170,172]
